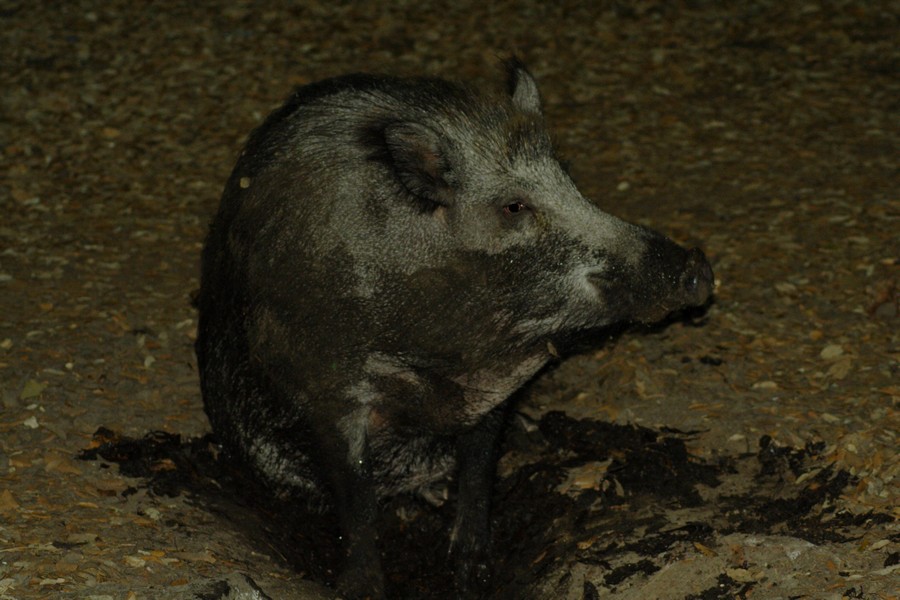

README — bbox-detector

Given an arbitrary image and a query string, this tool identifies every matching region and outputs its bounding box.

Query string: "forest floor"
[1,1,897,599]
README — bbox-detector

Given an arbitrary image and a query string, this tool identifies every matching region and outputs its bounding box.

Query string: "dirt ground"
[1,1,897,599]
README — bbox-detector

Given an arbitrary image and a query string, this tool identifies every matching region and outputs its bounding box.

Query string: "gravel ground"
[1,1,897,599]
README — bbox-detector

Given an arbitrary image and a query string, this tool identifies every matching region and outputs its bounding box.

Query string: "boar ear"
[506,57,542,115]
[382,121,455,207]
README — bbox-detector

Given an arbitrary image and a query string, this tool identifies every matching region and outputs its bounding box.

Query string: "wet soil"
[73,405,888,599]
[1,1,897,599]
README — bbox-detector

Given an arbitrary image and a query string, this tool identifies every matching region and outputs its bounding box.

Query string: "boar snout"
[681,247,714,307]
[592,237,715,325]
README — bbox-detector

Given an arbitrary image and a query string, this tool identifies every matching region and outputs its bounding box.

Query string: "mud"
[75,399,883,599]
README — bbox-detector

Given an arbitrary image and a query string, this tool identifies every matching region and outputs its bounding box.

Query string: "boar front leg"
[318,408,385,600]
[450,406,507,595]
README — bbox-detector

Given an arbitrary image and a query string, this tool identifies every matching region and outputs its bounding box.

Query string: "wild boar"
[195,59,714,598]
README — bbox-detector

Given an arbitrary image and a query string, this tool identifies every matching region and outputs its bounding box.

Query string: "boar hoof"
[336,568,385,600]
[456,562,491,598]
[454,554,492,597]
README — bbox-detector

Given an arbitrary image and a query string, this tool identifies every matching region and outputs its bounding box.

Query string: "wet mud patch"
[78,412,862,599]
[77,427,344,587]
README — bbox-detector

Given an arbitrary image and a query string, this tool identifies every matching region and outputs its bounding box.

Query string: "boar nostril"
[685,274,699,294]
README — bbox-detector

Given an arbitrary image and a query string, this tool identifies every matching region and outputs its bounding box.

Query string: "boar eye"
[502,201,529,216]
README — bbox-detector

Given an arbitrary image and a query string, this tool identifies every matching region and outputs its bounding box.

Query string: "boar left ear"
[506,57,542,115]
[382,121,455,208]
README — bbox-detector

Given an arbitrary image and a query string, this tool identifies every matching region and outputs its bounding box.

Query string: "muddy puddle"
[75,406,877,599]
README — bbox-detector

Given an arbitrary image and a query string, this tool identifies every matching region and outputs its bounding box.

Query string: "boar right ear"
[382,121,455,208]
[506,57,542,115]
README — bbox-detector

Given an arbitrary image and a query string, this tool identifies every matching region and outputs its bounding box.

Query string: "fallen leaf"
[171,550,217,564]
[0,490,19,512]
[820,344,844,360]
[827,357,853,379]
[44,453,83,475]
[725,567,754,582]
[124,556,146,568]
[20,379,47,400]
[694,542,718,557]
[556,460,613,494]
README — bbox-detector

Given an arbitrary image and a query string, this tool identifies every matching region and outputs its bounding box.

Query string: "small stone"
[752,380,778,390]
[143,507,162,521]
